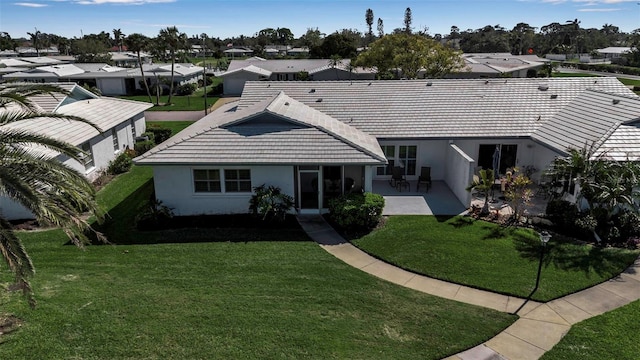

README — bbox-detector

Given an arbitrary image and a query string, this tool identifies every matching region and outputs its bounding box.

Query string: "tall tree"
[377,18,384,38]
[404,7,413,34]
[125,33,154,104]
[71,38,112,63]
[26,28,41,56]
[112,28,125,52]
[0,83,104,307]
[0,32,17,51]
[365,8,374,44]
[157,26,188,105]
[355,33,465,79]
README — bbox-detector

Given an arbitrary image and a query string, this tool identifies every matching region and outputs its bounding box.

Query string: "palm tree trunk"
[138,51,153,104]
[168,51,175,105]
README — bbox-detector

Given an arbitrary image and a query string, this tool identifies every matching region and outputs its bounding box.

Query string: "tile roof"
[595,123,640,161]
[532,90,640,154]
[135,93,385,165]
[238,77,636,140]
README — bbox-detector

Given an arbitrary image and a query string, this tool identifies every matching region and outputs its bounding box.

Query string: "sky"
[1,0,640,40]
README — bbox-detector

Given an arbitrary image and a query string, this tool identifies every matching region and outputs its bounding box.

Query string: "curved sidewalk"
[297,215,640,360]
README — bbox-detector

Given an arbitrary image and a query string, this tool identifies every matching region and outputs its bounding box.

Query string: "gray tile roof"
[595,123,640,161]
[238,78,636,141]
[532,90,640,154]
[135,92,385,166]
[227,58,338,73]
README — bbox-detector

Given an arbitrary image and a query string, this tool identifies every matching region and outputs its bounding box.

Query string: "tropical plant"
[466,169,495,216]
[112,28,125,52]
[503,168,533,224]
[365,8,374,44]
[156,26,188,105]
[249,185,294,222]
[0,83,105,307]
[125,33,154,104]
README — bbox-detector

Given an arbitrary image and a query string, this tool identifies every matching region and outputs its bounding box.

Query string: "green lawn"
[542,299,640,359]
[351,216,639,302]
[0,169,517,359]
[552,72,601,78]
[120,87,220,111]
[146,121,193,136]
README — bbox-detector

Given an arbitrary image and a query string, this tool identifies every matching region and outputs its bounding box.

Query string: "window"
[130,118,136,139]
[399,145,417,176]
[112,128,119,152]
[79,142,94,171]
[224,169,251,192]
[194,169,221,193]
[377,146,396,175]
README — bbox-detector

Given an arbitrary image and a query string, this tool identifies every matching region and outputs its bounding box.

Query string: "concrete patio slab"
[485,332,547,360]
[373,180,467,215]
[503,318,570,351]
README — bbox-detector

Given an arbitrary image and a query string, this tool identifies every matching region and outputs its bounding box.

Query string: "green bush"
[328,192,385,230]
[147,127,172,144]
[136,197,174,231]
[249,184,294,222]
[176,83,198,96]
[545,199,578,230]
[134,140,154,155]
[107,152,133,175]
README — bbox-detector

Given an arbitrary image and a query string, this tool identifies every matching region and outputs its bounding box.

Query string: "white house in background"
[0,83,153,220]
[2,63,204,96]
[219,58,376,95]
[454,53,549,78]
[596,47,632,59]
[134,77,640,216]
[223,47,254,58]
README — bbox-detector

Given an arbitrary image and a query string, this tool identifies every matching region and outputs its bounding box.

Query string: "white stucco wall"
[0,196,34,220]
[444,144,475,207]
[152,165,295,216]
[223,72,263,95]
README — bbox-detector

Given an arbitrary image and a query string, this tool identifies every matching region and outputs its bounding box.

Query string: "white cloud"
[74,0,175,4]
[13,2,48,7]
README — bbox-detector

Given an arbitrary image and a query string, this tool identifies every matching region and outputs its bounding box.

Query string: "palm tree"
[125,33,154,104]
[466,169,495,215]
[329,55,342,79]
[157,26,188,105]
[112,28,125,52]
[26,29,41,57]
[0,83,104,307]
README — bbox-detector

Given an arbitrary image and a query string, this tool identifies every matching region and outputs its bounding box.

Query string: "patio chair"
[416,166,432,192]
[390,166,409,191]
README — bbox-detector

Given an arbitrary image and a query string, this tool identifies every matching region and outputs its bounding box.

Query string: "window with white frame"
[376,145,396,175]
[79,142,94,171]
[193,169,221,192]
[224,169,252,192]
[399,145,417,176]
[112,128,119,152]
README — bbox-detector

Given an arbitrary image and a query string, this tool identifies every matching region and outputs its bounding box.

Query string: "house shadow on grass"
[87,179,310,245]
[512,233,639,278]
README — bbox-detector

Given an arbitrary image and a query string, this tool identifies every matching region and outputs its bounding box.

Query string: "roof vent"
[613,99,621,105]
[316,98,323,103]
[538,84,549,91]
[426,82,433,86]
[284,102,290,106]
[550,94,558,99]
[309,88,315,93]
[368,82,372,86]
[485,80,490,84]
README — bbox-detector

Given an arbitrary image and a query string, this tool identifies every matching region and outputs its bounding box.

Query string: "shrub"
[176,83,198,96]
[328,192,385,230]
[208,83,223,96]
[545,199,578,229]
[107,152,133,175]
[249,184,294,222]
[136,197,174,230]
[134,140,154,155]
[147,127,172,144]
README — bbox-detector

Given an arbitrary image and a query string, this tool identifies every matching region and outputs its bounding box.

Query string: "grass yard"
[351,216,639,302]
[542,299,640,359]
[552,72,601,78]
[0,170,517,359]
[119,86,220,111]
[146,121,193,136]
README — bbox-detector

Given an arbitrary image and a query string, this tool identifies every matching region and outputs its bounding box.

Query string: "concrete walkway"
[297,215,640,360]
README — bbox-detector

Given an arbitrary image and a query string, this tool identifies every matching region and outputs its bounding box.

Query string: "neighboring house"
[134,77,639,216]
[109,51,152,68]
[16,46,60,57]
[596,47,632,59]
[0,83,153,220]
[219,58,376,95]
[454,53,549,78]
[3,63,204,96]
[223,47,254,58]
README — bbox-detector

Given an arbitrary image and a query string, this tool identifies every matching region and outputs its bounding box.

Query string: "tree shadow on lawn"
[513,233,638,279]
[88,179,310,245]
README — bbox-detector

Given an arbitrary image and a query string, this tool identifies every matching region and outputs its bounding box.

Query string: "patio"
[373,180,550,218]
[373,180,467,216]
